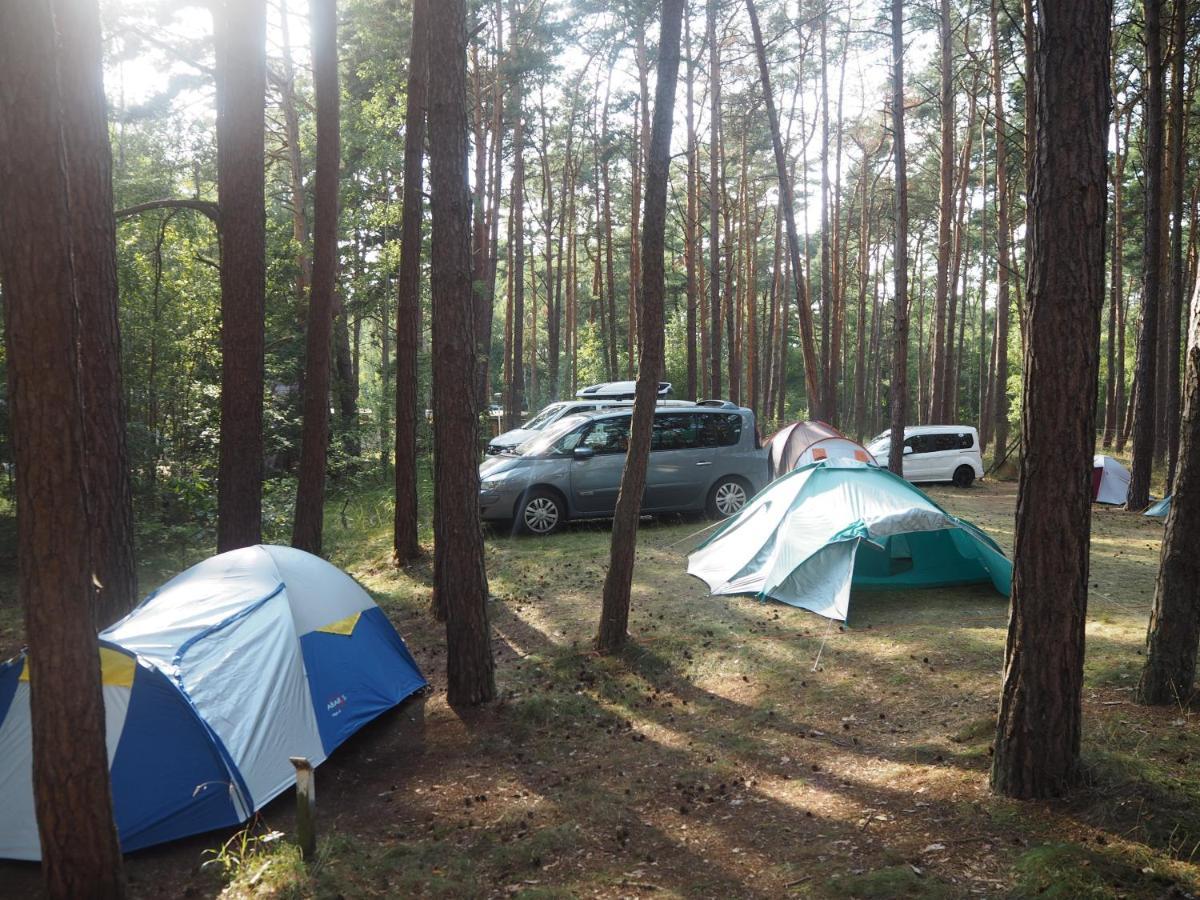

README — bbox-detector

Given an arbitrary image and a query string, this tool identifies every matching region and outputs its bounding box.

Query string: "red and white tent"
[1092,454,1130,505]
[766,421,876,480]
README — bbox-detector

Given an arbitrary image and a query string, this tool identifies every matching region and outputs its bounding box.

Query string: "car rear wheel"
[952,465,976,488]
[516,489,566,536]
[707,477,749,519]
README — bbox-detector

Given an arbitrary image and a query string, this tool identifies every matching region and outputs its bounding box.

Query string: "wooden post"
[290,756,315,861]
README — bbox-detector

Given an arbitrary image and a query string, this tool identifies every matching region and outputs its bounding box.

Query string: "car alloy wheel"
[523,495,561,534]
[713,480,747,516]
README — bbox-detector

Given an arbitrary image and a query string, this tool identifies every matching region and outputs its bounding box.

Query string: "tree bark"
[746,0,821,416]
[427,0,496,705]
[0,0,127,891]
[929,0,954,424]
[597,0,684,655]
[887,0,910,475]
[277,0,311,311]
[991,0,1109,798]
[708,0,723,398]
[393,0,429,567]
[291,0,340,557]
[1164,0,1186,487]
[685,7,699,401]
[508,20,527,429]
[1139,278,1200,705]
[214,0,266,552]
[1127,0,1164,510]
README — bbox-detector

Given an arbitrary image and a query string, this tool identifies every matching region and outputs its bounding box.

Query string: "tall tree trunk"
[746,0,821,416]
[427,0,496,705]
[601,73,619,380]
[1165,0,1186,486]
[1139,275,1200,704]
[991,0,1110,798]
[989,0,1013,467]
[1127,0,1164,510]
[929,0,954,424]
[1103,100,1123,448]
[708,0,723,397]
[0,0,127,891]
[887,0,909,474]
[215,0,266,552]
[819,11,832,419]
[853,146,873,441]
[597,0,684,655]
[292,0,340,557]
[977,104,990,443]
[475,0,504,410]
[333,300,360,453]
[393,0,428,566]
[945,69,979,422]
[685,6,699,400]
[278,0,311,310]
[508,36,526,428]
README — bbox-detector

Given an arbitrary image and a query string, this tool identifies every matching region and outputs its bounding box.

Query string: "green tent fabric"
[687,459,1012,621]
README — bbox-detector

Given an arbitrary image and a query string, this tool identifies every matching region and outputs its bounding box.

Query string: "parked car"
[484,382,674,455]
[866,425,985,487]
[479,403,767,535]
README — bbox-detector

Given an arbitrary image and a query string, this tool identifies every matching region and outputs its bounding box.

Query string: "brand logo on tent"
[326,693,348,717]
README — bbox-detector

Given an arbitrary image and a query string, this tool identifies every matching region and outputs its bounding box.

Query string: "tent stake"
[289,756,316,861]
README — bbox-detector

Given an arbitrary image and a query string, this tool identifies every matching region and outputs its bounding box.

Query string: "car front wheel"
[515,489,566,536]
[707,477,749,519]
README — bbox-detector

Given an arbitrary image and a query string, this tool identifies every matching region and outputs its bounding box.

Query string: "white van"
[867,425,985,487]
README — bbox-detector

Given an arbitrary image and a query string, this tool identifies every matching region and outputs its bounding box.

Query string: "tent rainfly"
[687,460,1012,622]
[766,420,876,480]
[1092,454,1131,505]
[0,545,426,861]
[1146,495,1171,518]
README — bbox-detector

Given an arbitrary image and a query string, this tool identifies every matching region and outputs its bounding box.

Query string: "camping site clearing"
[1,479,1197,899]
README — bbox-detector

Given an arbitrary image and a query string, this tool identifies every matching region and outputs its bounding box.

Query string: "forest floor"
[2,473,1200,898]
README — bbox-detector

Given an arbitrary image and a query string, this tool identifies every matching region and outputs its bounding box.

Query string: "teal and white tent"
[687,460,1012,621]
[1146,495,1171,518]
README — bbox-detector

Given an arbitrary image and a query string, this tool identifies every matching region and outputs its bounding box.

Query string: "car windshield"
[520,403,567,431]
[867,430,890,449]
[513,414,589,457]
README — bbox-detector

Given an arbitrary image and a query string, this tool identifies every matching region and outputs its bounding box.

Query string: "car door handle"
[696,461,712,466]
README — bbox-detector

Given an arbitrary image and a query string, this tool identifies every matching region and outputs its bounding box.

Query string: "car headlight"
[480,472,510,488]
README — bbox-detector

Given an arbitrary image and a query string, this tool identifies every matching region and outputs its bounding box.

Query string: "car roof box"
[576,381,672,400]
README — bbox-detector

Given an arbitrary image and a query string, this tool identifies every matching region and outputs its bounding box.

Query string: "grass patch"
[825,865,956,898]
[1011,842,1197,899]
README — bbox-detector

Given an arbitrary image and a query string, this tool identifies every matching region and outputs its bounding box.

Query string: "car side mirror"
[573,446,595,460]
[903,445,913,455]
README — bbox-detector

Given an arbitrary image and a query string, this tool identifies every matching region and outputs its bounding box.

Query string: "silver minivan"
[479,403,767,535]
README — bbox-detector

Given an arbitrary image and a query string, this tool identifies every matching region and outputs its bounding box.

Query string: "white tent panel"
[262,545,374,636]
[177,589,325,807]
[1093,455,1131,505]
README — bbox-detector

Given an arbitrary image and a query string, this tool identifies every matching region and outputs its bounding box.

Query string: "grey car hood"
[479,455,526,478]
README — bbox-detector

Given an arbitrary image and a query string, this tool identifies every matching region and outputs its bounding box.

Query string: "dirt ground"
[2,477,1199,899]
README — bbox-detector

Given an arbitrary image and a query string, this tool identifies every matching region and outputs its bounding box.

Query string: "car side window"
[958,432,974,450]
[652,413,703,451]
[548,425,586,455]
[932,434,959,452]
[696,413,742,448]
[581,417,631,454]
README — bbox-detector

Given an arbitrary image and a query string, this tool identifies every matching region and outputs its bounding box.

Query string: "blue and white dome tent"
[0,545,426,860]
